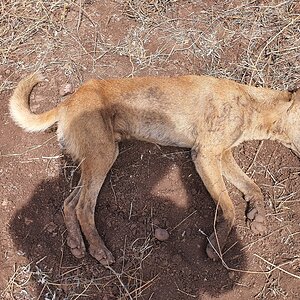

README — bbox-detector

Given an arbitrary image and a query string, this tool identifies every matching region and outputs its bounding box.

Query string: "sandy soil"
[1,1,300,299]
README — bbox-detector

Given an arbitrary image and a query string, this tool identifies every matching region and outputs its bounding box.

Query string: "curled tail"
[9,73,59,132]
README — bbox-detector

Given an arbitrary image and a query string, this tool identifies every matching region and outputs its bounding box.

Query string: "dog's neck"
[243,89,293,144]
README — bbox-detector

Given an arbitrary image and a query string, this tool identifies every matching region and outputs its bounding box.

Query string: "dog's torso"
[61,75,291,156]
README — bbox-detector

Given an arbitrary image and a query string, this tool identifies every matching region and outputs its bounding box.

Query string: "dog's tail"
[9,73,59,132]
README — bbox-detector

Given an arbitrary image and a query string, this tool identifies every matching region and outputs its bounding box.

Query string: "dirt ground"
[1,1,300,299]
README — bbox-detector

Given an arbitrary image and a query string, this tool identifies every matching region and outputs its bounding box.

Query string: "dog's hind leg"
[222,150,266,234]
[64,177,86,259]
[76,144,118,265]
[192,150,235,260]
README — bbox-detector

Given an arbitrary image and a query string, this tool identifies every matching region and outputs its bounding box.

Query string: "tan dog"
[10,73,300,265]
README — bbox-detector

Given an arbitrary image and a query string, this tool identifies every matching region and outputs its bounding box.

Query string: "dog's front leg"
[222,150,266,234]
[192,149,235,260]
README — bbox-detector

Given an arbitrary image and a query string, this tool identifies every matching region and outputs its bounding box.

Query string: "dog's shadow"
[10,140,246,299]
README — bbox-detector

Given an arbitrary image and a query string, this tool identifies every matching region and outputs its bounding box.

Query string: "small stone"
[59,83,74,96]
[24,217,33,225]
[31,104,40,111]
[1,198,8,206]
[44,221,57,233]
[228,271,237,280]
[155,228,169,241]
[185,228,192,237]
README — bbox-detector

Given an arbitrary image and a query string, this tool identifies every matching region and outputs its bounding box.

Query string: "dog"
[9,72,300,265]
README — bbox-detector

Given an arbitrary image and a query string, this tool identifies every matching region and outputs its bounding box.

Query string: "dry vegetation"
[1,0,299,86]
[1,0,300,299]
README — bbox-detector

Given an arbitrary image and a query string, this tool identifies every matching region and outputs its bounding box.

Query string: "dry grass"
[2,234,156,299]
[1,0,300,299]
[255,271,288,299]
[1,0,299,85]
[123,0,175,24]
[0,260,57,300]
[0,0,72,92]
[0,0,71,63]
[119,0,300,87]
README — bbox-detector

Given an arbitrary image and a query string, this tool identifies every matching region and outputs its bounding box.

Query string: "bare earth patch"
[1,1,300,299]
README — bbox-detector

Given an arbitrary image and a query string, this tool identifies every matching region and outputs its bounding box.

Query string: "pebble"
[45,221,57,233]
[59,83,74,96]
[1,198,8,206]
[24,217,33,225]
[228,271,237,281]
[154,228,169,241]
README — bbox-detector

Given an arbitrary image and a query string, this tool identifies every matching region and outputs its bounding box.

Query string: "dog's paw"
[246,207,266,234]
[89,245,115,266]
[67,235,86,258]
[245,194,267,235]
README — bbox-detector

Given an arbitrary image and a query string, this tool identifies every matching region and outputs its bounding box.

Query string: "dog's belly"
[113,100,197,148]
[133,123,193,147]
